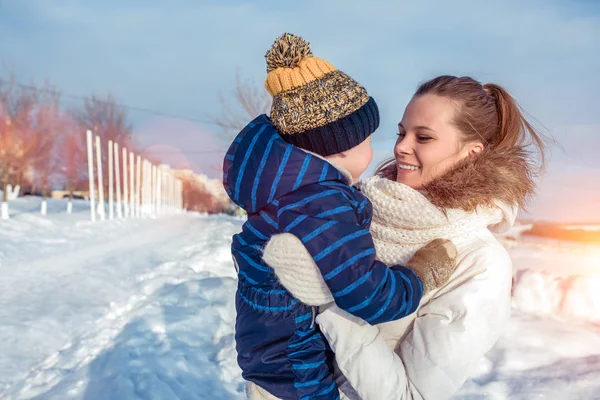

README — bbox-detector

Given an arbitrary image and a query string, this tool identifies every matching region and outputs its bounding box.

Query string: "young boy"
[223,33,446,400]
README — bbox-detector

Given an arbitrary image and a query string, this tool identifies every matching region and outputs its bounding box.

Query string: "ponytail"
[482,83,548,173]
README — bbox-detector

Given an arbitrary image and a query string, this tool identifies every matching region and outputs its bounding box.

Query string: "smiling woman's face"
[394,94,482,189]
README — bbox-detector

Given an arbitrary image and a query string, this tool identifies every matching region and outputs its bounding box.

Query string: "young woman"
[262,75,548,399]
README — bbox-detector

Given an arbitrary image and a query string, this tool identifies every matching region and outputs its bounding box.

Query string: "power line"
[0,79,219,126]
[144,150,225,155]
[1,79,230,155]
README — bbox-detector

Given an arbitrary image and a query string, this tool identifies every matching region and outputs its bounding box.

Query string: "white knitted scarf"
[362,175,505,266]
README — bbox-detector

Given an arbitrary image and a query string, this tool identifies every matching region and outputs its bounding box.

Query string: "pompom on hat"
[264,33,380,157]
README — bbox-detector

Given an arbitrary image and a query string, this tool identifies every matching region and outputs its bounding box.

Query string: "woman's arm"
[318,245,513,400]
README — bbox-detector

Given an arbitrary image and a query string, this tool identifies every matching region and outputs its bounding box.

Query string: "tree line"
[0,73,136,204]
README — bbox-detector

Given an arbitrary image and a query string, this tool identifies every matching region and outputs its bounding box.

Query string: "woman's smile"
[396,161,421,172]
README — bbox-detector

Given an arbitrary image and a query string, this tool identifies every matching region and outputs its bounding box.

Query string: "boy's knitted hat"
[265,33,380,157]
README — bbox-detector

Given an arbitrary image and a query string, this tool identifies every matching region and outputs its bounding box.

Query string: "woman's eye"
[417,136,432,142]
[396,131,406,137]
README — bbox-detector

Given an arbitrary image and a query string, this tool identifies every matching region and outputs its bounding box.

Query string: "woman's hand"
[407,239,457,292]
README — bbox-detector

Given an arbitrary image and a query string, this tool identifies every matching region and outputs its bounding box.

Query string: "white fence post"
[147,160,151,217]
[148,161,152,217]
[86,130,96,222]
[179,179,184,211]
[129,152,135,218]
[170,173,175,213]
[170,172,175,213]
[108,140,114,220]
[0,198,7,220]
[156,165,164,216]
[135,155,141,218]
[95,135,105,220]
[144,160,150,217]
[140,159,144,218]
[152,164,157,217]
[40,197,47,216]
[165,170,171,213]
[122,147,129,218]
[174,179,177,212]
[175,179,179,212]
[141,159,147,217]
[0,184,10,220]
[162,168,166,214]
[175,178,179,212]
[114,142,122,219]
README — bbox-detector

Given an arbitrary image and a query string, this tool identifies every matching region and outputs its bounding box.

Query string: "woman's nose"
[395,136,414,155]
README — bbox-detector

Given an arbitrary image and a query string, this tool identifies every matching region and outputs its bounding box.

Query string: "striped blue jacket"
[223,115,423,399]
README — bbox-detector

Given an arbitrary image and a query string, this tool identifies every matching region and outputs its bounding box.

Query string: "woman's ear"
[465,142,484,158]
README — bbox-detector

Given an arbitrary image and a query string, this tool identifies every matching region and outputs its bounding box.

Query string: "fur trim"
[421,146,535,212]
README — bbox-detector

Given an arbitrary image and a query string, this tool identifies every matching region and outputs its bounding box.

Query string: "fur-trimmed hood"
[380,146,535,213]
[423,147,535,212]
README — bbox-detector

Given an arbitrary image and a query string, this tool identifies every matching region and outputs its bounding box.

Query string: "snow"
[456,312,600,399]
[1,198,244,399]
[1,197,600,399]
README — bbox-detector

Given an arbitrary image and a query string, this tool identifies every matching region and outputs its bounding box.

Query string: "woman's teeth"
[398,164,420,171]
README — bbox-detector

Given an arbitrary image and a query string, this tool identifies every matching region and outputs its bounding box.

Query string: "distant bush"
[176,171,232,214]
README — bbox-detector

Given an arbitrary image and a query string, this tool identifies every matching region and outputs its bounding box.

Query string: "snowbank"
[506,239,600,325]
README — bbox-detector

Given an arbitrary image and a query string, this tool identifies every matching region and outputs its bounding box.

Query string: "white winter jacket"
[315,227,513,400]
[261,173,517,400]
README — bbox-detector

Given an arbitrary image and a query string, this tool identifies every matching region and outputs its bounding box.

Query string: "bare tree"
[0,97,17,203]
[61,114,86,200]
[71,93,134,147]
[210,71,271,141]
[0,74,39,200]
[32,83,63,201]
[71,93,136,193]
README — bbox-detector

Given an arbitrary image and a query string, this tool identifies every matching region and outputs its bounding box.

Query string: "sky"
[1,0,599,222]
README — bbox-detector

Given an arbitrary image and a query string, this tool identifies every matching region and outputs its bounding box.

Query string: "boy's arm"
[274,189,422,324]
[263,234,457,304]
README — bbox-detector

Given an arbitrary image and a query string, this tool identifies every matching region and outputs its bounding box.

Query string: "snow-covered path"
[1,199,600,399]
[1,204,245,399]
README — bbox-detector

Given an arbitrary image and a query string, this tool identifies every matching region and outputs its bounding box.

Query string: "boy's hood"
[223,115,346,213]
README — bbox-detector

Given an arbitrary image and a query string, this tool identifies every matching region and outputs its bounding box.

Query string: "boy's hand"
[407,239,458,293]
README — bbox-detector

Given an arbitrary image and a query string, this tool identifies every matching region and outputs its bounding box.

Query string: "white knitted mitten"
[262,233,334,306]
